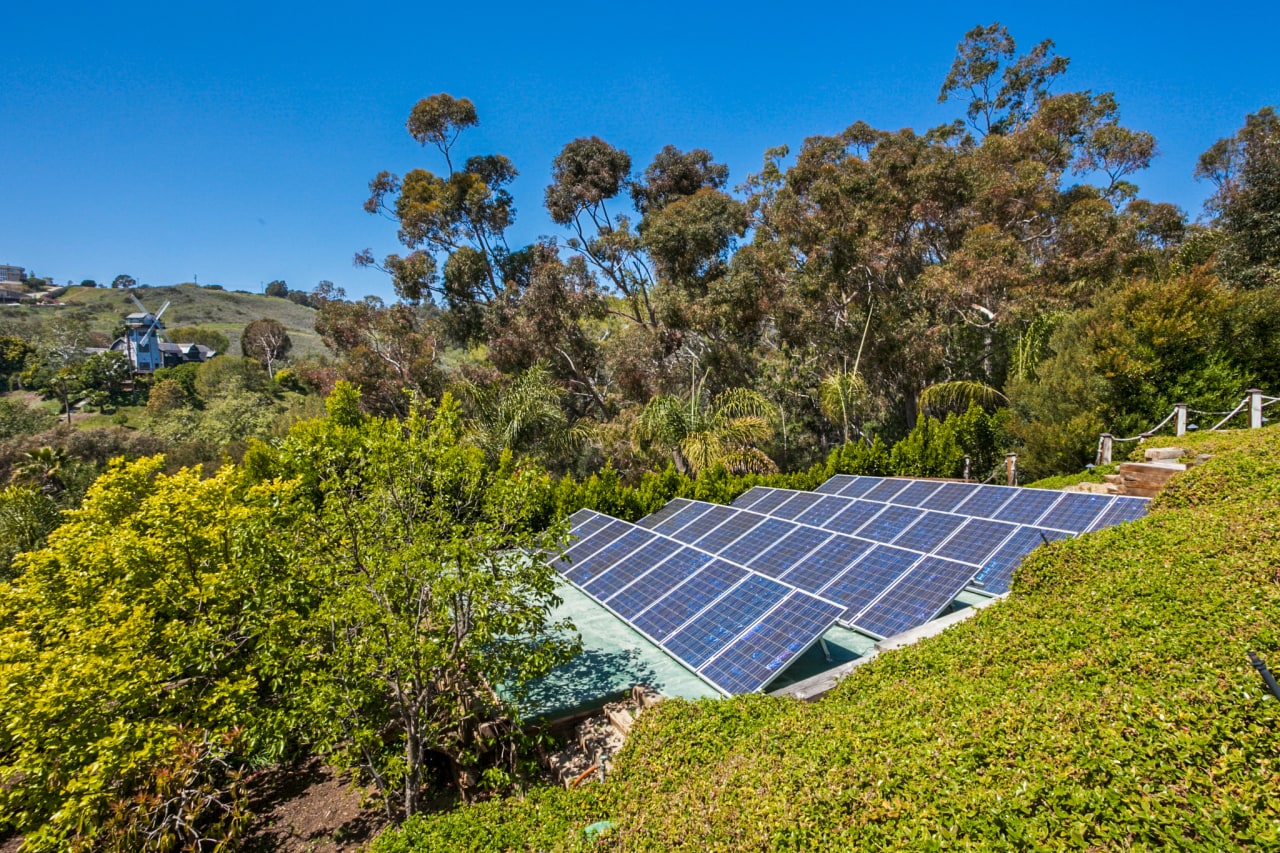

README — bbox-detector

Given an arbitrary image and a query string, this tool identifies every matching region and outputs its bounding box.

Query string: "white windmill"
[121,291,172,372]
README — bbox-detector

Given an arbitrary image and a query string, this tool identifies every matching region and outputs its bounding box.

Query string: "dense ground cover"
[373,425,1280,851]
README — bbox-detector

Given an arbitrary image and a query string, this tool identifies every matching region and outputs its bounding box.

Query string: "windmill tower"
[122,291,171,373]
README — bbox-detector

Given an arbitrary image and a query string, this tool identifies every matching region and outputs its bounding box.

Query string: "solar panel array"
[560,509,844,695]
[556,477,1149,695]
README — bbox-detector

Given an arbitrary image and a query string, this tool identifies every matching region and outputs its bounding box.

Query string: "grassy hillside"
[373,426,1280,851]
[2,284,325,358]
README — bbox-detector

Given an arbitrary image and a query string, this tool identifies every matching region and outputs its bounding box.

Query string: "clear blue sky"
[2,2,1277,301]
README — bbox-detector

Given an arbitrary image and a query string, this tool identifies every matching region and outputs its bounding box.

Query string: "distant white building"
[0,264,26,285]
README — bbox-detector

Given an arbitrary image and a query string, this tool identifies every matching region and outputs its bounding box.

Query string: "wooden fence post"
[1005,453,1017,486]
[1098,433,1113,465]
[1249,389,1264,429]
[1175,403,1188,437]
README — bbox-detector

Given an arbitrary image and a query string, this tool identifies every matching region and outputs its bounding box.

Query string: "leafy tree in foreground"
[0,458,303,851]
[269,391,579,814]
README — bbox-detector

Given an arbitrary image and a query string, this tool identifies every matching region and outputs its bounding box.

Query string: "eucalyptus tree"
[358,93,518,338]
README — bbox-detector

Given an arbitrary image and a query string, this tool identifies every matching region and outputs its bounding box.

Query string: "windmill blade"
[153,301,172,342]
[129,292,148,314]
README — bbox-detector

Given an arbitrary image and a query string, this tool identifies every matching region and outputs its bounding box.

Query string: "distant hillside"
[3,284,326,358]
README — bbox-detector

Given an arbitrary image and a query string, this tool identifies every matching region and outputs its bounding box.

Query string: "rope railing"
[1096,389,1272,465]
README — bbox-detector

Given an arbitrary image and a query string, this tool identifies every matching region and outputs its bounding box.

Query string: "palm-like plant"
[819,368,870,446]
[917,380,1007,415]
[12,446,69,494]
[457,364,586,464]
[640,371,777,477]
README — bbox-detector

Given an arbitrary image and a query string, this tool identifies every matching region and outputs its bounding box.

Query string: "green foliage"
[166,325,231,354]
[371,424,1280,851]
[262,394,581,814]
[0,398,56,440]
[0,484,59,579]
[0,458,303,850]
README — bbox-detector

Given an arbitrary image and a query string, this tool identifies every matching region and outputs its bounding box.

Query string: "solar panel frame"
[1034,492,1115,533]
[970,526,1070,593]
[777,536,872,594]
[951,484,1018,519]
[718,517,801,566]
[889,511,966,553]
[793,495,857,528]
[822,499,885,536]
[994,489,1065,526]
[692,509,770,553]
[637,498,696,529]
[858,504,926,543]
[768,491,825,520]
[631,558,750,641]
[814,475,856,495]
[851,556,978,639]
[833,476,881,498]
[918,481,981,513]
[890,480,945,507]
[932,517,1019,565]
[746,526,832,578]
[564,527,655,586]
[819,545,922,620]
[662,575,790,669]
[605,547,712,617]
[669,504,736,543]
[647,501,714,537]
[583,536,683,601]
[1086,496,1150,532]
[729,487,769,510]
[861,478,913,502]
[697,592,844,694]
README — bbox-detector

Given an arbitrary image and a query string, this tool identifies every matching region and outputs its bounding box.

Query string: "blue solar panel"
[698,593,844,694]
[890,511,965,552]
[663,575,789,668]
[693,509,767,553]
[637,498,695,529]
[919,482,979,513]
[568,508,609,533]
[670,504,735,543]
[834,476,880,498]
[815,475,855,495]
[933,517,1018,565]
[891,480,944,507]
[952,485,1017,518]
[632,559,747,641]
[769,492,824,520]
[1035,493,1114,533]
[745,488,803,515]
[564,528,654,586]
[971,527,1069,593]
[648,502,712,537]
[606,548,711,617]
[560,519,630,565]
[564,511,611,547]
[747,526,832,578]
[821,545,921,618]
[861,478,912,502]
[823,500,884,535]
[1086,497,1149,532]
[719,517,799,566]
[858,504,925,543]
[584,536,682,601]
[995,489,1064,525]
[793,495,855,527]
[778,536,872,594]
[730,488,768,510]
[853,556,977,638]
